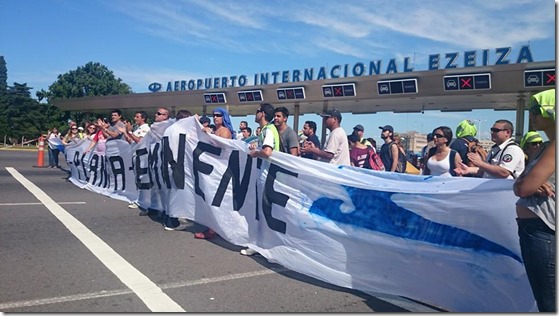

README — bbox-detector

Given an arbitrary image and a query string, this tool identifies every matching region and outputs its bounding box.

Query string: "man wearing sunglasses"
[154,107,170,122]
[455,119,524,179]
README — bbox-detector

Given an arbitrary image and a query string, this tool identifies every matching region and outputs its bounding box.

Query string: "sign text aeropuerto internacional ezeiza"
[148,46,535,93]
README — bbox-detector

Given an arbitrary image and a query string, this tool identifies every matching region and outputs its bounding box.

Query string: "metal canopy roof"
[53,61,554,119]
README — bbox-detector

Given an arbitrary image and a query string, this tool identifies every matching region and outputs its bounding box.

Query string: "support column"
[293,103,300,134]
[320,101,328,147]
[515,93,526,142]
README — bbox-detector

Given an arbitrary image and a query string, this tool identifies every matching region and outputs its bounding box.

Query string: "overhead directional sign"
[238,90,263,103]
[377,79,418,95]
[524,69,556,88]
[443,73,491,91]
[277,87,305,100]
[322,83,356,98]
[203,93,227,104]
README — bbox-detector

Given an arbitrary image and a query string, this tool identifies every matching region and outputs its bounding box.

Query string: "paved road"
[0,149,441,312]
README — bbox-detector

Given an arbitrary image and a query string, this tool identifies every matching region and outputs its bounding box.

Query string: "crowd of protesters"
[48,88,556,311]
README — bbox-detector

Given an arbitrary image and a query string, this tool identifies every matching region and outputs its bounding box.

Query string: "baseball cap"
[318,108,342,122]
[520,131,544,148]
[378,125,394,133]
[455,119,477,138]
[530,88,555,121]
[77,126,84,131]
[353,124,364,132]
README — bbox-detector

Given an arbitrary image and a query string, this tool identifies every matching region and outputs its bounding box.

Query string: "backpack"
[388,142,407,173]
[365,147,385,171]
[464,138,487,167]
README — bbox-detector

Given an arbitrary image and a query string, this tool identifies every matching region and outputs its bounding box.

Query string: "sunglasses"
[155,112,167,116]
[528,142,542,147]
[213,113,223,117]
[432,133,445,138]
[490,128,508,133]
[71,127,78,130]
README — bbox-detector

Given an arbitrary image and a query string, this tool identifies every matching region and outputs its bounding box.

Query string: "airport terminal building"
[53,46,555,151]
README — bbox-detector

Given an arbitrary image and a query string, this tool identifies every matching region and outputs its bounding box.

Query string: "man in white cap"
[301,108,350,166]
[77,126,84,139]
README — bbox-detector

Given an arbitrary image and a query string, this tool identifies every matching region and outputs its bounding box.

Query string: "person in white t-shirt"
[300,108,350,166]
[121,111,150,144]
[455,119,525,179]
[47,127,62,168]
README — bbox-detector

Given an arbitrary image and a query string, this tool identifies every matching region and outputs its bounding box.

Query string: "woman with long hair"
[513,89,556,312]
[62,124,81,145]
[422,126,462,177]
[84,122,98,140]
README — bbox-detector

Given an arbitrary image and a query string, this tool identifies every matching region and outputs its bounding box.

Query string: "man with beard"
[300,120,321,160]
[273,106,299,156]
[379,125,403,172]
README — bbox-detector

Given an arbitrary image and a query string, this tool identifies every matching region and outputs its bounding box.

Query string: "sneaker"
[128,202,139,209]
[240,248,258,256]
[164,219,191,231]
[138,209,149,216]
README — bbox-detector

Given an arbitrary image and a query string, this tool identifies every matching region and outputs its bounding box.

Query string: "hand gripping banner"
[67,116,537,312]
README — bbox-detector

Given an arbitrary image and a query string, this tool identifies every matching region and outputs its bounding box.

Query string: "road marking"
[6,167,185,312]
[0,268,287,310]
[0,202,86,206]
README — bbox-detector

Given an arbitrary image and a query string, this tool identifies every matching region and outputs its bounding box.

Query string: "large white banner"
[66,117,537,312]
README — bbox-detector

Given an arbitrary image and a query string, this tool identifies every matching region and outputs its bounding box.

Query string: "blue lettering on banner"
[149,46,537,92]
[309,186,521,262]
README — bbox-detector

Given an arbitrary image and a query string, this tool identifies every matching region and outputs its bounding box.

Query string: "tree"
[0,59,133,144]
[48,62,132,99]
[47,62,133,124]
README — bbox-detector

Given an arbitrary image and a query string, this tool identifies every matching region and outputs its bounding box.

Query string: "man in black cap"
[352,124,372,147]
[301,108,350,166]
[379,125,404,172]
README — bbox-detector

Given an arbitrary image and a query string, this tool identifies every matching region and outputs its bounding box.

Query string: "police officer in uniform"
[455,119,525,179]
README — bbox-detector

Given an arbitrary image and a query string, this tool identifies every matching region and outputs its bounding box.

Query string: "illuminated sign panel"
[443,73,491,91]
[377,79,418,95]
[203,93,227,104]
[277,87,306,100]
[238,90,263,103]
[524,69,555,88]
[322,83,356,98]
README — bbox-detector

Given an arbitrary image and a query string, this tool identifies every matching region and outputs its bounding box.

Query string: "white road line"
[0,269,286,310]
[0,202,86,206]
[6,167,185,312]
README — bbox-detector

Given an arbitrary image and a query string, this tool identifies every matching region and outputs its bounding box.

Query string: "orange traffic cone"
[33,135,47,168]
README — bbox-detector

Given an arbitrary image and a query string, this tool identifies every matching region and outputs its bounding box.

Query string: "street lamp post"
[472,119,487,140]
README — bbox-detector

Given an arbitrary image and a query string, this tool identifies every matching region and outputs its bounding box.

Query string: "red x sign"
[460,78,472,88]
[546,73,556,84]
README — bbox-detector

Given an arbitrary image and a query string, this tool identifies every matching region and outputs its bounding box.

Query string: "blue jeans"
[48,147,60,167]
[517,218,556,312]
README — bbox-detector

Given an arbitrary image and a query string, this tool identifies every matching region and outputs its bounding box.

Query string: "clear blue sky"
[1,0,555,140]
